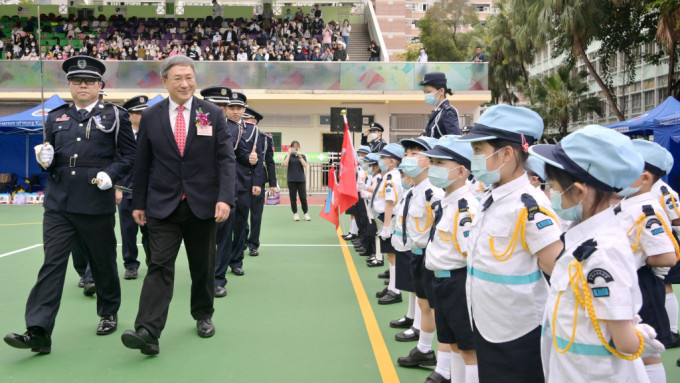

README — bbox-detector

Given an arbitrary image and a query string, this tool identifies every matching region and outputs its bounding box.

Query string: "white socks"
[375,237,383,261]
[406,292,416,319]
[645,363,666,383]
[465,364,479,383]
[417,330,434,353]
[451,352,465,383]
[388,265,399,294]
[413,302,422,331]
[349,218,357,234]
[666,292,679,333]
[434,351,452,380]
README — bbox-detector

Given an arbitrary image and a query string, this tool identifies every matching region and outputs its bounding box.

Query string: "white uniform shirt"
[370,168,402,216]
[466,174,562,342]
[426,186,478,271]
[391,191,412,252]
[617,192,676,269]
[651,179,680,222]
[467,177,487,201]
[406,179,445,250]
[541,208,648,383]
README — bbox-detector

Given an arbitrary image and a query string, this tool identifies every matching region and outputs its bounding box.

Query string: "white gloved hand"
[34,143,54,167]
[95,171,112,190]
[379,226,392,240]
[634,315,665,358]
[360,190,371,199]
[652,266,670,280]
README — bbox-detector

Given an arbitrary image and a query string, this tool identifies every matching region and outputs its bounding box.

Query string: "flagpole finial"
[341,109,347,116]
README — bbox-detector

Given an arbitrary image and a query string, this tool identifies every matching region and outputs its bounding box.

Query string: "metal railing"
[275,152,339,193]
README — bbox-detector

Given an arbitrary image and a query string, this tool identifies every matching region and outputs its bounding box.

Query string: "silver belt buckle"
[69,154,78,167]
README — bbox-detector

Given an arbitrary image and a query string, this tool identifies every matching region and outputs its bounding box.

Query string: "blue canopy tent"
[607,97,680,191]
[0,95,67,183]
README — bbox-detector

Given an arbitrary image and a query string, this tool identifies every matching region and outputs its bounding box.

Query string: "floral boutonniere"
[195,107,212,129]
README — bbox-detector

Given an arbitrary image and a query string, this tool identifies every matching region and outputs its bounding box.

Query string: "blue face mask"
[428,165,458,188]
[400,157,424,177]
[402,179,413,190]
[470,149,505,185]
[361,163,369,171]
[550,186,584,222]
[617,185,640,198]
[424,91,439,106]
[378,159,389,173]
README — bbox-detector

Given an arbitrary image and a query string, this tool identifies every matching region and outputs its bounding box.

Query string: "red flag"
[336,112,360,214]
[319,167,339,228]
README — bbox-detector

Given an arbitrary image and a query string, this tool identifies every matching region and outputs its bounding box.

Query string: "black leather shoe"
[197,319,215,338]
[367,258,384,267]
[121,328,159,355]
[354,246,367,253]
[425,371,451,383]
[667,332,680,349]
[4,327,51,354]
[376,287,388,298]
[379,290,402,305]
[249,247,259,256]
[395,327,420,342]
[384,280,389,285]
[342,233,357,240]
[83,282,96,296]
[97,315,117,335]
[124,268,138,280]
[378,269,390,279]
[78,277,85,288]
[390,316,414,329]
[359,250,371,257]
[215,286,227,298]
[232,268,244,276]
[397,346,437,367]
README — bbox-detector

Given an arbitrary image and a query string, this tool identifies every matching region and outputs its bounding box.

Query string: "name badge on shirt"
[196,124,213,136]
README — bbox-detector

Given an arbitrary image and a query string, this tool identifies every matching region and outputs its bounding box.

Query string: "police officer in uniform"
[229,92,266,274]
[200,86,250,297]
[420,72,461,138]
[243,106,277,256]
[361,122,387,153]
[116,95,151,280]
[4,56,136,353]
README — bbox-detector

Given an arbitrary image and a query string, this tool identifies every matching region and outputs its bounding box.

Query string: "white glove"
[379,226,392,240]
[634,315,665,358]
[358,182,366,192]
[360,190,371,199]
[95,171,112,190]
[652,266,670,280]
[34,143,54,167]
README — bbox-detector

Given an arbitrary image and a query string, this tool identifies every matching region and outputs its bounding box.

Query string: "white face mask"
[369,133,379,141]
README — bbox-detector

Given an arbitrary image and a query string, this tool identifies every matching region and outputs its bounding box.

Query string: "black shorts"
[410,249,435,308]
[395,250,414,292]
[665,261,680,284]
[432,268,475,350]
[345,204,357,216]
[379,237,396,253]
[638,266,672,346]
[473,322,544,383]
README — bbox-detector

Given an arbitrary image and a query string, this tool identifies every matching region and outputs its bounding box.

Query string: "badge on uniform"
[56,114,70,122]
[591,287,610,298]
[536,219,553,230]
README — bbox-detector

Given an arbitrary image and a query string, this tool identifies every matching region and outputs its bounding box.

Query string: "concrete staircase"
[346,24,372,61]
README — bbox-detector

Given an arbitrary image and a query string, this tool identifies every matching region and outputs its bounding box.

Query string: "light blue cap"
[365,153,379,164]
[526,155,546,181]
[631,139,674,177]
[457,104,544,145]
[530,125,644,192]
[357,145,371,154]
[399,136,439,151]
[422,135,473,169]
[378,143,405,160]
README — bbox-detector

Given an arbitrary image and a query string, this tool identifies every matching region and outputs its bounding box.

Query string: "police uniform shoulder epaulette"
[47,103,69,115]
[520,193,540,221]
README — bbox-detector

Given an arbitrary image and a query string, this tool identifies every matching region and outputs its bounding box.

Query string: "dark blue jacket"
[235,121,266,193]
[424,99,461,138]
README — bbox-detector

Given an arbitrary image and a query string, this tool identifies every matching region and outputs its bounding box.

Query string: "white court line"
[0,244,42,259]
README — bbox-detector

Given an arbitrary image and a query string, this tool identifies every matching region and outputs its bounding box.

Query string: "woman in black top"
[283,141,310,221]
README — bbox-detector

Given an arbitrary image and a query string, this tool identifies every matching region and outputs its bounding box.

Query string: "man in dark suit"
[116,95,151,280]
[4,56,136,354]
[120,55,236,355]
[244,106,277,256]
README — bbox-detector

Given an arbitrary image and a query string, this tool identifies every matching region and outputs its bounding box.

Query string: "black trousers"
[214,209,235,288]
[134,200,216,339]
[354,194,368,239]
[246,190,266,250]
[25,209,120,334]
[118,197,150,270]
[287,181,308,214]
[230,190,252,269]
[71,237,93,283]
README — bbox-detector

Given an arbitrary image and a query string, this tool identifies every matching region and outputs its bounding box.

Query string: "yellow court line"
[336,228,400,383]
[0,222,43,227]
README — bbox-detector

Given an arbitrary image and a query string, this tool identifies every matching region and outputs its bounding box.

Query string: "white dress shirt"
[168,97,192,136]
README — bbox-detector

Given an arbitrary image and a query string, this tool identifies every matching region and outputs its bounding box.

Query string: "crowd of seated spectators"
[0,6,354,62]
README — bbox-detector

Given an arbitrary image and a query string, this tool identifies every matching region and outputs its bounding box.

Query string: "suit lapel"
[184,97,197,153]
[160,98,181,157]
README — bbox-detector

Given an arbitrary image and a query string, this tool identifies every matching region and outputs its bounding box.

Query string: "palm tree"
[653,1,680,97]
[522,66,602,137]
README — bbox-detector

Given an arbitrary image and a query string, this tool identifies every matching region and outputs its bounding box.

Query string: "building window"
[631,93,642,114]
[644,90,655,110]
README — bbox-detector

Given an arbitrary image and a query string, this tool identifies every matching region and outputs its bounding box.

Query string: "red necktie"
[175,105,186,156]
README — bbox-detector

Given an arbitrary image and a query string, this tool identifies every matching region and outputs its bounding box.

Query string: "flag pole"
[37,5,47,144]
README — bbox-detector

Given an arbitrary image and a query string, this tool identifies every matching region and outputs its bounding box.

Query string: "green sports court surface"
[1,204,680,382]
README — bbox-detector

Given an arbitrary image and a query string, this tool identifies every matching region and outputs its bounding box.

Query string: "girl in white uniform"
[530,125,664,383]
[456,105,563,382]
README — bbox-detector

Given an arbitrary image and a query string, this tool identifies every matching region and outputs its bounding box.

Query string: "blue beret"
[631,139,674,177]
[399,136,439,151]
[422,135,473,169]
[357,145,372,154]
[526,155,546,181]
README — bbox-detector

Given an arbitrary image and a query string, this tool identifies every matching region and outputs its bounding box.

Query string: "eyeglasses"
[70,78,98,86]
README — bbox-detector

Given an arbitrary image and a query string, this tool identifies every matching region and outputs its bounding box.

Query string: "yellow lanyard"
[439,209,474,256]
[414,202,434,232]
[489,206,559,262]
[627,212,680,261]
[660,190,680,220]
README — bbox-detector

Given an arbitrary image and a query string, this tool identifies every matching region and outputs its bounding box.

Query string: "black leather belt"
[55,155,112,168]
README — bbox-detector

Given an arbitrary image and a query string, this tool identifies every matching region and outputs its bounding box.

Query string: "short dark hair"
[291,140,300,147]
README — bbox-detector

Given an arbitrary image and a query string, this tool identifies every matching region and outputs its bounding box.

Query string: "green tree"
[418,0,478,61]
[651,0,680,97]
[522,66,602,137]
[394,43,423,62]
